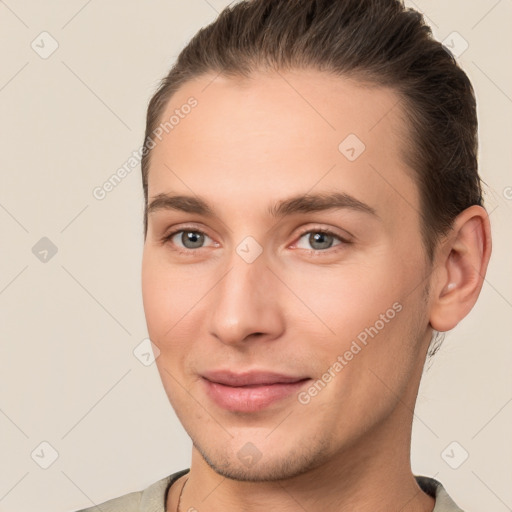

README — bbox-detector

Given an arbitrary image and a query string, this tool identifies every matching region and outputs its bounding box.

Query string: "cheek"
[280,257,403,345]
[296,297,419,434]
[142,251,192,326]
[281,254,420,402]
[141,252,166,334]
[141,249,216,360]
[141,251,186,348]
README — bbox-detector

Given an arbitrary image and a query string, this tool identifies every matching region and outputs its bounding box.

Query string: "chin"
[192,435,332,483]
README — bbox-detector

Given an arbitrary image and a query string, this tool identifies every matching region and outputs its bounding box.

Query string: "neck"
[174,405,434,512]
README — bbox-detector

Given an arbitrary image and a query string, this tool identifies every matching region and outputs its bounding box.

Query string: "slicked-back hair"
[141,0,484,265]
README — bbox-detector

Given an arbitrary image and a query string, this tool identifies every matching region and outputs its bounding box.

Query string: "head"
[141,0,491,482]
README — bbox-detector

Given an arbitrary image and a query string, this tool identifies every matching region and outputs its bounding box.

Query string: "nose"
[208,249,285,347]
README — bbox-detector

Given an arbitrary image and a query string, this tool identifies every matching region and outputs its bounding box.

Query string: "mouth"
[201,370,311,412]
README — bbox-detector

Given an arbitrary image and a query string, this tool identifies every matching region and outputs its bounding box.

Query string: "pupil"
[183,231,204,248]
[310,232,332,250]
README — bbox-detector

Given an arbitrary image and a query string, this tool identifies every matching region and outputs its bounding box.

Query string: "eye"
[163,229,216,250]
[295,229,347,251]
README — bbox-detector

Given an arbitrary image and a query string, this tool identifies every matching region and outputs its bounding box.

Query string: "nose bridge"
[208,245,283,345]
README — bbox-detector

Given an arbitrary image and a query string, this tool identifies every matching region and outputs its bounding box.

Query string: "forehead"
[148,69,420,226]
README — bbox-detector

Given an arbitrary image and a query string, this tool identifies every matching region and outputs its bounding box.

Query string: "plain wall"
[0,1,511,511]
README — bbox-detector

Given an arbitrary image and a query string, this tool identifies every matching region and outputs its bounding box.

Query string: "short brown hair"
[141,0,484,264]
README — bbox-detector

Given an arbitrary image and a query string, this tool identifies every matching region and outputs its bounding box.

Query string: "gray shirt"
[74,470,464,511]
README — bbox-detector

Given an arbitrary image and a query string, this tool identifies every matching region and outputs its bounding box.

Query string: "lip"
[201,370,311,412]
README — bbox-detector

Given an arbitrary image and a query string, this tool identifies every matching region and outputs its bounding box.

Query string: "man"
[77,0,492,510]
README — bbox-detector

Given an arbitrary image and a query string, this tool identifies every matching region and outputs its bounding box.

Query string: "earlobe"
[429,205,492,332]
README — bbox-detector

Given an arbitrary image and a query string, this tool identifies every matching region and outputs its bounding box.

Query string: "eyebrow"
[147,192,378,218]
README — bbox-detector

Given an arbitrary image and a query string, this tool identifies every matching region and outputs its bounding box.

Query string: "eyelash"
[160,225,351,256]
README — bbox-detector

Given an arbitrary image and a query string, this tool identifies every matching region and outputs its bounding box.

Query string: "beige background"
[0,1,511,511]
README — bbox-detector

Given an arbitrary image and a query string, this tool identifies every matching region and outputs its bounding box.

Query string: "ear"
[429,205,492,332]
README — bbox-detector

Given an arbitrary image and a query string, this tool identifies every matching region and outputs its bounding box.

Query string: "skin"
[141,69,492,512]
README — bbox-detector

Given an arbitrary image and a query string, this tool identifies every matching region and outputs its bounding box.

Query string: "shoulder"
[72,469,189,512]
[415,475,465,512]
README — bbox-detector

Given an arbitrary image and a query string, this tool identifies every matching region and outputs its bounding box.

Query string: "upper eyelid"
[162,223,212,238]
[296,226,350,240]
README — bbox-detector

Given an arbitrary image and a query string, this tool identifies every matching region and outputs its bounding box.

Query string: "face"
[141,70,434,481]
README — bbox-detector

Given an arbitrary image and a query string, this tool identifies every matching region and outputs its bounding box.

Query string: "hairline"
[142,68,436,263]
